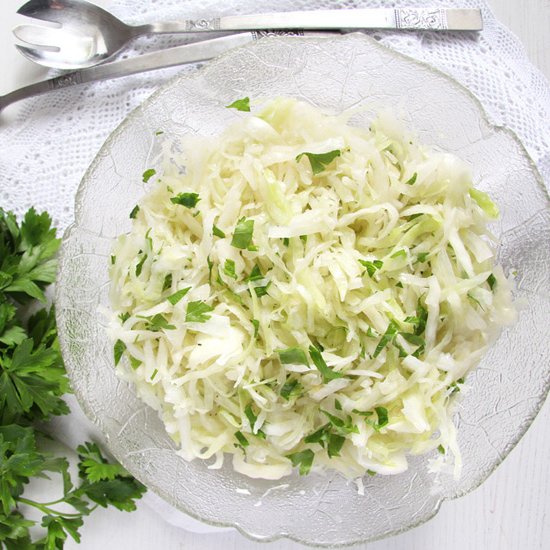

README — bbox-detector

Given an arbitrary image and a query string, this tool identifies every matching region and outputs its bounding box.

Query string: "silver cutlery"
[0,33,258,113]
[13,0,483,70]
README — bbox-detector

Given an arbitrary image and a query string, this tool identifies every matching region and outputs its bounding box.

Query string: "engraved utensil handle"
[135,8,482,34]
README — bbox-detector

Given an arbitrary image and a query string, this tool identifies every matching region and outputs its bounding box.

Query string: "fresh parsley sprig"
[0,207,146,548]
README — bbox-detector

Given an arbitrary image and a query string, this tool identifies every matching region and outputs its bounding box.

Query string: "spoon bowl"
[14,0,142,69]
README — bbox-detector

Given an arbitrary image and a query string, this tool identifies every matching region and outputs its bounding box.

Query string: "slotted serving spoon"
[13,0,483,70]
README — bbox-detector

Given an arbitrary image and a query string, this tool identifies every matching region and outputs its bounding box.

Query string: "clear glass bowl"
[56,34,550,546]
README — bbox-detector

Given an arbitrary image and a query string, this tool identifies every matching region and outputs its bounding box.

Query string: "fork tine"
[13,24,65,50]
[15,43,60,64]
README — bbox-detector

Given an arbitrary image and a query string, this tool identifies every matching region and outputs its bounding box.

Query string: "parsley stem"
[18,497,97,518]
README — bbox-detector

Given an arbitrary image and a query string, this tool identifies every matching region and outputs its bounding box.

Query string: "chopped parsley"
[245,264,263,282]
[142,168,156,183]
[226,97,251,112]
[359,259,383,278]
[251,319,260,338]
[231,217,255,249]
[296,149,341,175]
[185,301,214,323]
[170,192,201,209]
[373,320,400,358]
[223,259,237,279]
[129,205,140,219]
[167,287,191,305]
[213,224,226,238]
[309,345,343,383]
[253,281,271,298]
[287,449,314,475]
[280,378,302,401]
[113,339,126,366]
[487,273,497,290]
[405,172,417,185]
[277,347,309,366]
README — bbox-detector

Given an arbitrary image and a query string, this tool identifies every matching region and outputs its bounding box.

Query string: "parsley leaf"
[327,433,345,458]
[487,273,497,291]
[405,172,417,185]
[170,192,201,209]
[129,205,140,219]
[373,320,399,358]
[245,264,263,282]
[212,224,226,238]
[113,339,126,366]
[277,347,309,366]
[280,378,302,401]
[142,168,156,183]
[223,259,237,280]
[234,431,249,449]
[167,287,191,305]
[287,449,314,475]
[359,259,383,278]
[186,301,214,323]
[231,217,255,249]
[296,150,341,175]
[253,281,271,298]
[226,97,250,112]
[309,345,343,383]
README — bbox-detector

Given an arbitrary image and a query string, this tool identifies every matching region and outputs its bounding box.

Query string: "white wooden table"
[1,1,549,549]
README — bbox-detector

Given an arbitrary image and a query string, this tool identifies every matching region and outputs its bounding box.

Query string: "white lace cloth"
[2,0,550,534]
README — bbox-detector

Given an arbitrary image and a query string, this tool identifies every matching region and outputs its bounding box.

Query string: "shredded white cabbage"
[108,97,516,480]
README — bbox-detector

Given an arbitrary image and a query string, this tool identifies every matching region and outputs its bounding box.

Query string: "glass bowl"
[56,34,550,546]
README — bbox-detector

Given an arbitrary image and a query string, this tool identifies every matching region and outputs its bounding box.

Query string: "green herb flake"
[245,264,263,282]
[167,287,191,305]
[374,407,389,429]
[280,378,302,401]
[170,192,201,209]
[287,449,314,476]
[359,259,383,278]
[373,320,399,358]
[129,356,141,370]
[129,205,140,219]
[114,339,126,366]
[416,252,429,263]
[162,273,173,292]
[487,273,497,291]
[327,433,345,458]
[244,404,258,430]
[405,172,417,185]
[118,312,130,323]
[213,224,226,238]
[304,425,330,447]
[253,281,271,298]
[135,253,147,277]
[282,237,290,247]
[437,444,445,455]
[231,217,255,249]
[251,319,260,338]
[309,345,343,383]
[296,149,341,175]
[367,469,377,476]
[226,97,251,112]
[186,301,214,323]
[110,255,116,265]
[277,347,309,366]
[334,399,342,411]
[139,313,176,331]
[400,332,425,347]
[223,259,238,280]
[234,431,249,448]
[390,249,407,259]
[142,168,156,183]
[321,410,358,435]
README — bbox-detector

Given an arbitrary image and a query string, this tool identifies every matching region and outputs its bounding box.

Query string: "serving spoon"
[13,0,483,70]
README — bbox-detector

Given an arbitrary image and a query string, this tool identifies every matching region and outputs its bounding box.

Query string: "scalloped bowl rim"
[56,33,550,547]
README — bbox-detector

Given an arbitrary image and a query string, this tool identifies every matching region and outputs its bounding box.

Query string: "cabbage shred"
[109,98,515,480]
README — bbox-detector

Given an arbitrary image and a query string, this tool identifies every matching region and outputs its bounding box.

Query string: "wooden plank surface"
[1,0,549,548]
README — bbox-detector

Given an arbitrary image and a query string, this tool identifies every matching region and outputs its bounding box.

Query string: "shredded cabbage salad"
[108,97,515,480]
